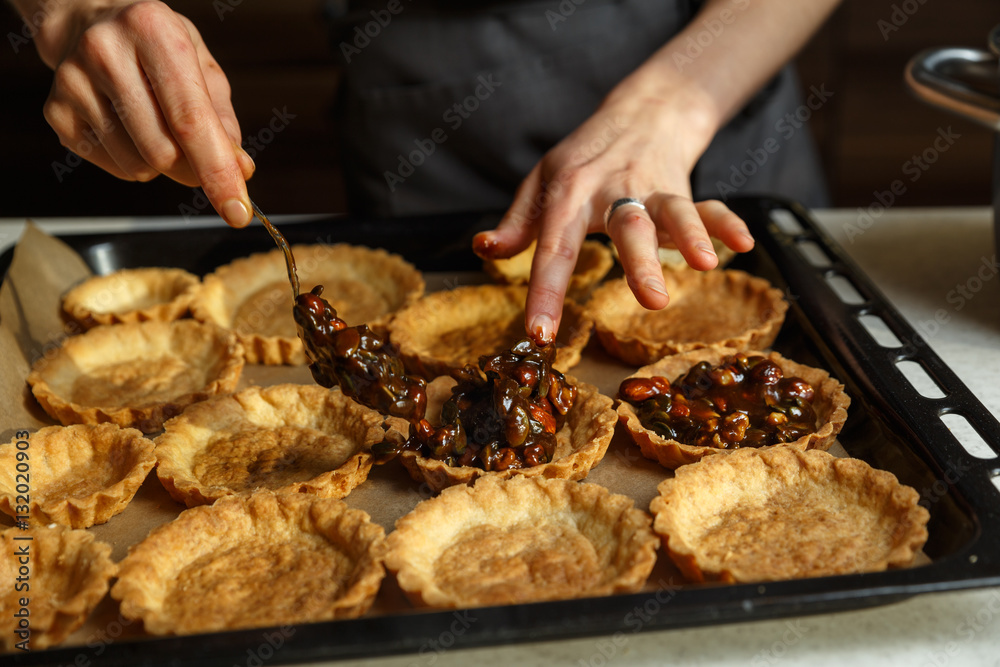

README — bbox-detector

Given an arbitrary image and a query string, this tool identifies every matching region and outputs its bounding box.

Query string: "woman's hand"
[473,79,754,344]
[19,0,254,226]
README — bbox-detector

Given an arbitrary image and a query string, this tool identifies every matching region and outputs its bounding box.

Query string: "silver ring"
[604,197,646,233]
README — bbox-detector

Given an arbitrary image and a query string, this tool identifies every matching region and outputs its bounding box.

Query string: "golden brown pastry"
[483,239,614,302]
[191,244,424,364]
[62,267,199,328]
[1,525,115,651]
[27,320,244,434]
[387,284,592,378]
[648,446,930,583]
[398,374,616,492]
[616,348,850,469]
[385,475,658,608]
[0,424,155,528]
[111,491,386,634]
[587,269,787,366]
[155,384,385,507]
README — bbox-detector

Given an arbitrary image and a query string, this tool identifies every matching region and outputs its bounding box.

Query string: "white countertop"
[2,207,999,666]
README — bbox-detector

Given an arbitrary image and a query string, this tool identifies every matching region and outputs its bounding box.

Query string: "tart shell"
[0,424,155,528]
[385,475,658,608]
[62,267,199,329]
[587,269,787,366]
[388,284,592,378]
[111,491,386,635]
[398,375,616,493]
[483,240,614,302]
[191,244,424,365]
[648,446,930,583]
[155,384,385,507]
[616,348,850,469]
[1,525,115,651]
[26,320,245,434]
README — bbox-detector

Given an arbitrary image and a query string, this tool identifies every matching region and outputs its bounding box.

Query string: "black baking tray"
[5,195,1000,666]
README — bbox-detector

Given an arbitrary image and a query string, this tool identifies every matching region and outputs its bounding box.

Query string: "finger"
[474,163,544,260]
[522,169,597,344]
[133,19,251,226]
[646,193,719,271]
[604,200,669,310]
[47,111,136,181]
[694,200,755,252]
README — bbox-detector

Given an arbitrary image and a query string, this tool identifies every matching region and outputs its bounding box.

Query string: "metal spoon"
[250,198,300,297]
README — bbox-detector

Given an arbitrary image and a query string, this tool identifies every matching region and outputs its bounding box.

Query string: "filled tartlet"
[387,284,592,378]
[587,268,787,366]
[483,239,614,302]
[111,491,386,634]
[1,525,115,651]
[0,424,155,528]
[191,244,424,364]
[385,475,658,607]
[648,446,930,583]
[616,348,850,469]
[62,267,199,328]
[155,384,385,507]
[27,319,244,434]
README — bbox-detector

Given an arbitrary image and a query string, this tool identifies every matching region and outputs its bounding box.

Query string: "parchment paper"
[0,223,699,653]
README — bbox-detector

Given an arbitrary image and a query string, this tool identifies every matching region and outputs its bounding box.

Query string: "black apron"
[328,0,829,217]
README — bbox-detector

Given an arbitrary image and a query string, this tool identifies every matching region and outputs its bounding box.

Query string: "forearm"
[607,0,842,158]
[8,0,136,67]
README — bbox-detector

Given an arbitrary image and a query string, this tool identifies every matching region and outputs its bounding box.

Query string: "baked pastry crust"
[398,375,616,492]
[648,446,930,583]
[617,348,850,469]
[483,240,614,302]
[26,320,244,434]
[385,475,658,607]
[191,244,424,365]
[62,267,199,328]
[111,491,386,634]
[587,269,787,366]
[155,384,385,507]
[28,320,244,433]
[388,284,592,378]
[0,424,155,528]
[1,524,115,651]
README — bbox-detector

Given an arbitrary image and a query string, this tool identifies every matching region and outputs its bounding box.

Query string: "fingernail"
[529,313,556,346]
[697,242,715,257]
[238,147,256,175]
[473,231,498,258]
[645,279,668,298]
[222,199,251,227]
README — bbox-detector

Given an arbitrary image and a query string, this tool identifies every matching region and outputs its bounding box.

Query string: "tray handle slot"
[940,412,1000,461]
[741,197,1000,470]
[857,313,904,348]
[896,359,947,399]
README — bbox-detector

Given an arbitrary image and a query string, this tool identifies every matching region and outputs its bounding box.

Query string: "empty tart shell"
[648,446,930,583]
[0,424,155,528]
[385,475,658,608]
[483,240,614,302]
[398,375,616,493]
[1,524,115,651]
[388,284,592,378]
[27,320,244,434]
[617,348,850,469]
[191,244,424,365]
[587,269,787,366]
[111,491,386,635]
[62,267,199,329]
[155,384,385,507]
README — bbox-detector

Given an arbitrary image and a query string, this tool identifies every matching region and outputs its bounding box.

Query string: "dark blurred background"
[1,0,996,219]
